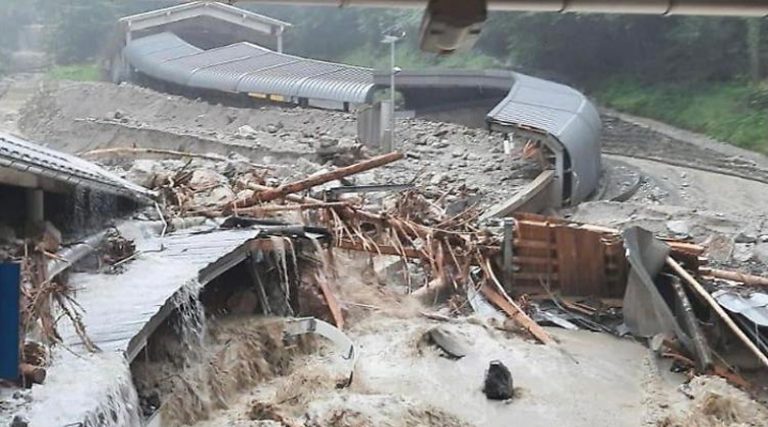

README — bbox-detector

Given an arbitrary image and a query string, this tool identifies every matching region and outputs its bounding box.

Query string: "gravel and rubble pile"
[566,201,768,275]
[19,81,539,211]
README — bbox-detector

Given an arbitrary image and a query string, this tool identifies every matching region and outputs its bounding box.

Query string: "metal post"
[277,27,284,53]
[503,219,514,289]
[389,40,396,151]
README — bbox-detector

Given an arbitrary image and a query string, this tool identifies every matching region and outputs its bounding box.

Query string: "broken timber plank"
[482,259,555,345]
[237,152,404,206]
[316,272,345,330]
[706,268,768,288]
[237,201,351,215]
[667,257,768,369]
[480,284,555,345]
[480,170,555,221]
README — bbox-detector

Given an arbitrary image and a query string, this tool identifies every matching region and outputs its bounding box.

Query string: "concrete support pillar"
[26,188,44,224]
[276,27,284,53]
[380,100,393,152]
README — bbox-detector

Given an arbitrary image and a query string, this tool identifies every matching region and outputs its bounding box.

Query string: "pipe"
[236,0,768,17]
[47,231,109,279]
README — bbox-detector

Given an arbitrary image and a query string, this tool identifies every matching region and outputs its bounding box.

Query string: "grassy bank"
[594,79,768,153]
[46,63,101,81]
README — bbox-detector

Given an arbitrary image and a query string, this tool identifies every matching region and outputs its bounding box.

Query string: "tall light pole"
[381,28,404,152]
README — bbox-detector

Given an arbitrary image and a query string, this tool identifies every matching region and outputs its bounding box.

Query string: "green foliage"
[39,0,160,65]
[43,0,119,65]
[596,78,768,152]
[46,63,101,81]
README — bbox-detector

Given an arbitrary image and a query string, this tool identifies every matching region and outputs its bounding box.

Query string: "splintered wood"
[149,148,768,351]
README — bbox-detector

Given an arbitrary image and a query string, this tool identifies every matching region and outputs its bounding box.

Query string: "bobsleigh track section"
[113,1,602,210]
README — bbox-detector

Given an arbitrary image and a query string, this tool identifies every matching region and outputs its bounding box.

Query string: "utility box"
[0,263,20,382]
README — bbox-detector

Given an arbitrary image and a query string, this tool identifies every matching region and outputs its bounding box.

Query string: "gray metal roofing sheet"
[124,32,202,85]
[167,42,261,71]
[713,289,768,327]
[486,72,602,203]
[190,53,293,92]
[0,133,155,201]
[300,67,375,104]
[125,32,375,104]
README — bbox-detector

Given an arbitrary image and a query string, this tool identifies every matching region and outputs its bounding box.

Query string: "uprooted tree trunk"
[232,151,404,208]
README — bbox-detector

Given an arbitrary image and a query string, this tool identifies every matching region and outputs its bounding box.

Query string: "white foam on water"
[171,278,206,364]
[27,351,141,427]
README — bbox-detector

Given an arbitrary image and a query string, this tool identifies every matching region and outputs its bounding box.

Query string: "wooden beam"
[480,170,555,221]
[236,151,403,206]
[316,273,344,330]
[481,259,555,345]
[706,268,768,288]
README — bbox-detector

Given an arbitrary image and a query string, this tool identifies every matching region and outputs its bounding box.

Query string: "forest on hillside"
[1,1,766,149]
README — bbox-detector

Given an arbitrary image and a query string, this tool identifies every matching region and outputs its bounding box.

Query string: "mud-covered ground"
[3,76,768,426]
[601,112,768,185]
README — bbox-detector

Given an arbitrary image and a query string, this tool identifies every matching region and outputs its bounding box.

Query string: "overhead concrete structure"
[233,0,768,16]
[374,69,513,111]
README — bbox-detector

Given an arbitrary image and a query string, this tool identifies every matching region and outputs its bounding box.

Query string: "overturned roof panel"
[124,32,376,104]
[486,73,602,204]
[0,133,155,201]
[119,1,291,34]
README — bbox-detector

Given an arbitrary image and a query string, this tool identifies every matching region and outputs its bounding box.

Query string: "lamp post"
[381,28,404,152]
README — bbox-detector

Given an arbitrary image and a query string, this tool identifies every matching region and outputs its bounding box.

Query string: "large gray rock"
[125,159,161,188]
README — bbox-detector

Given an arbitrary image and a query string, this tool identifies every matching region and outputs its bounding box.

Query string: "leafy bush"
[596,78,768,152]
[46,63,101,81]
[44,0,118,65]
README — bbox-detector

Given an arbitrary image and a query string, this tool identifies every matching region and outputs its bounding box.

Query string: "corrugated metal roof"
[123,32,203,85]
[124,32,376,104]
[486,73,602,203]
[0,132,155,201]
[713,289,768,327]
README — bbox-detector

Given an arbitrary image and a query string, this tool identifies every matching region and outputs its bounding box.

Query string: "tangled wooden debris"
[147,149,768,370]
[14,227,99,386]
[114,147,768,398]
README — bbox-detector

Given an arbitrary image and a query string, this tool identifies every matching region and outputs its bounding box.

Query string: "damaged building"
[1,2,768,427]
